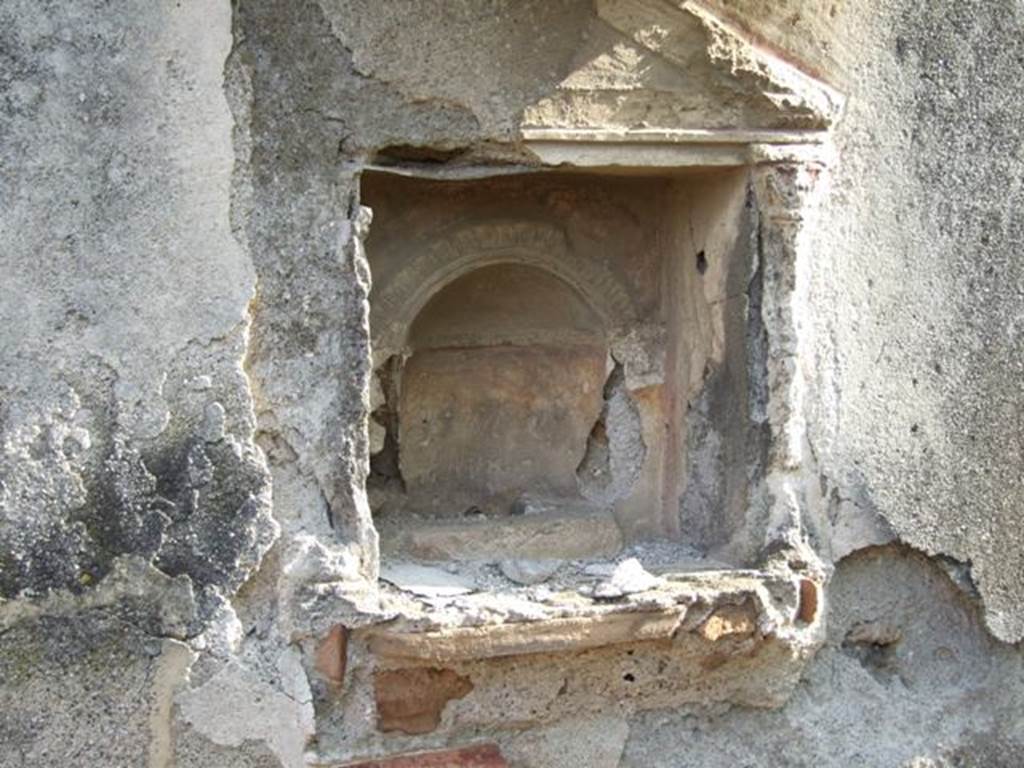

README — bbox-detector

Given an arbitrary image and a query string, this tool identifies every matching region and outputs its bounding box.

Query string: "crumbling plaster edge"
[256,149,841,643]
[296,150,839,671]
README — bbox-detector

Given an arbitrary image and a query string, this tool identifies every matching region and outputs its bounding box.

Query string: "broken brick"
[316,624,349,690]
[797,579,819,624]
[375,667,473,734]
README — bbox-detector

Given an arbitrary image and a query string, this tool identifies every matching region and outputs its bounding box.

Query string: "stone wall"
[1,1,1022,766]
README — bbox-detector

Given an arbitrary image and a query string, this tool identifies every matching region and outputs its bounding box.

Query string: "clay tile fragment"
[797,579,819,624]
[316,624,349,690]
[375,667,473,735]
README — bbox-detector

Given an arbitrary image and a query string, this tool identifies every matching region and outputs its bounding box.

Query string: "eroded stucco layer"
[1,1,1023,767]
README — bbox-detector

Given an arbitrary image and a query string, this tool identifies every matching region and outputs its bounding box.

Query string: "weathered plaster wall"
[0,0,273,602]
[1,1,1022,767]
[0,0,282,763]
[726,0,1024,644]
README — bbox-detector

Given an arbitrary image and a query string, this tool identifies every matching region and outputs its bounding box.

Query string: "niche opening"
[362,167,754,566]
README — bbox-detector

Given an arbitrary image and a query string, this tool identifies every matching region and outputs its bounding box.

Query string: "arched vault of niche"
[370,219,639,364]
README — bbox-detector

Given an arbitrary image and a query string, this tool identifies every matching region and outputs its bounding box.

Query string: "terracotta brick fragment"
[374,667,473,734]
[797,579,818,624]
[316,624,349,689]
[341,743,507,768]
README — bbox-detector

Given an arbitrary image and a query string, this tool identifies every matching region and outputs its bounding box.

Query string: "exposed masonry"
[10,0,842,759]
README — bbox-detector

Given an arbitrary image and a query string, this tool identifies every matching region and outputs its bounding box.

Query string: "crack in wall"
[367,355,405,519]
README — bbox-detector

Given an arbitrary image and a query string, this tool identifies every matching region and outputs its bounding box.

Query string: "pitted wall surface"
[1,1,1022,766]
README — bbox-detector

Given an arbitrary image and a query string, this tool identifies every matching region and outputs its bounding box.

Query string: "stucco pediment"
[522,0,843,134]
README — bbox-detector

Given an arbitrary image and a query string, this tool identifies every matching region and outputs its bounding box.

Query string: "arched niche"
[397,263,608,515]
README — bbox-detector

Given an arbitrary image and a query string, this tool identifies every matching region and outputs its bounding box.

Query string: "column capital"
[752,160,828,225]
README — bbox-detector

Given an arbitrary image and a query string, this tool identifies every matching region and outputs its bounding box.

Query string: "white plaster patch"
[381,562,477,597]
[175,652,314,768]
[189,591,245,656]
[593,557,663,598]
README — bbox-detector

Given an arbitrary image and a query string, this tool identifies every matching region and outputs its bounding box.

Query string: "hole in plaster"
[695,249,708,275]
[842,621,903,683]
